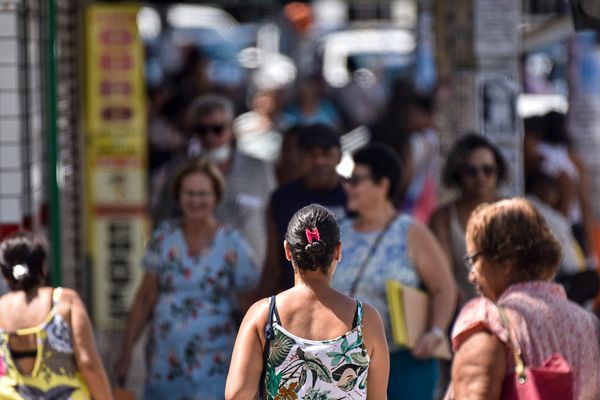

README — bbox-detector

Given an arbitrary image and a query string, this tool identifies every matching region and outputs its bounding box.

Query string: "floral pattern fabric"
[0,288,91,399]
[142,220,258,400]
[265,301,370,400]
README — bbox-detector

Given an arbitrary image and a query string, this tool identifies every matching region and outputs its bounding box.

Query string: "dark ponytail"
[0,232,48,291]
[285,204,340,273]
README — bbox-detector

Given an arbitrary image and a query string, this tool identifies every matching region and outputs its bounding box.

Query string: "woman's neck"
[458,193,497,210]
[182,217,217,236]
[354,201,397,232]
[293,270,332,295]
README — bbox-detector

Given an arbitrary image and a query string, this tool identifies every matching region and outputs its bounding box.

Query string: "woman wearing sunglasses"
[332,144,457,399]
[429,134,508,305]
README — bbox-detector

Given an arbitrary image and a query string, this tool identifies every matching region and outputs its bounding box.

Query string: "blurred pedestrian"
[332,144,457,400]
[252,123,346,298]
[233,89,284,163]
[282,75,342,129]
[152,93,275,268]
[525,170,586,275]
[429,134,508,304]
[225,204,389,399]
[116,159,259,400]
[369,80,440,222]
[538,111,595,265]
[0,232,112,399]
[274,124,306,186]
[446,198,600,399]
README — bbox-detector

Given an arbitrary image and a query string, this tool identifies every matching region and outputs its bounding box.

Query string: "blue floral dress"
[331,215,439,400]
[141,220,258,400]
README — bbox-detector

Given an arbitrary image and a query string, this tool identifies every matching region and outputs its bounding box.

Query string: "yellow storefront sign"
[85,3,147,329]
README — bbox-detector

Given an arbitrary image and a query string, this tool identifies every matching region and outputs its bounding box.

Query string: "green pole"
[47,0,61,286]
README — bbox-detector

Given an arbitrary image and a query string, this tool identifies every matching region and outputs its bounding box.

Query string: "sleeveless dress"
[332,215,439,400]
[264,300,370,399]
[141,220,258,400]
[0,288,91,399]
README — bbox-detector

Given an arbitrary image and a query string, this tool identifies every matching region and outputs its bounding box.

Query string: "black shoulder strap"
[349,214,399,297]
[351,300,360,328]
[259,295,277,399]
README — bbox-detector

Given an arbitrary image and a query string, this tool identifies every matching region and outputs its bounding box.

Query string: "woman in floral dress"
[116,159,259,400]
[226,204,389,399]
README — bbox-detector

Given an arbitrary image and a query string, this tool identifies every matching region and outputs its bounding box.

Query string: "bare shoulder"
[57,287,82,305]
[244,297,272,329]
[407,218,436,242]
[360,302,384,330]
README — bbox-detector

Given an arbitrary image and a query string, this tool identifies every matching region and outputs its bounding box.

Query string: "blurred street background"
[1,0,600,397]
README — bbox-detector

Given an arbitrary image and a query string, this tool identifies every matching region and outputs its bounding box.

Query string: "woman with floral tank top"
[226,204,389,399]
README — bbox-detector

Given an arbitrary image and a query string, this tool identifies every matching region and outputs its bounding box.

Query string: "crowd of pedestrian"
[120,76,600,398]
[1,40,600,400]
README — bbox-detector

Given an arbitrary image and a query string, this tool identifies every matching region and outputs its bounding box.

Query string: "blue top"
[270,179,346,290]
[332,215,420,350]
[282,100,342,128]
[141,220,258,400]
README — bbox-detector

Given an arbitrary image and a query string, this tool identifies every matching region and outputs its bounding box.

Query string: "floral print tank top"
[264,300,370,400]
[0,288,90,400]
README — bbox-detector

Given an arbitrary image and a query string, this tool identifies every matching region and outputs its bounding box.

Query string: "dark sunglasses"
[463,251,482,273]
[343,174,372,186]
[195,124,226,136]
[462,164,497,178]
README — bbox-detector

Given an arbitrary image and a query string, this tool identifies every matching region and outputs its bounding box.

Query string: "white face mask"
[204,144,232,164]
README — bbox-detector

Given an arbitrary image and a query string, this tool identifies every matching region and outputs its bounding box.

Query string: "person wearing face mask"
[152,93,276,268]
[429,134,509,305]
[249,123,347,299]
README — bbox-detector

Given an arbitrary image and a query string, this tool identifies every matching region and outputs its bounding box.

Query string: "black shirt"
[270,178,347,290]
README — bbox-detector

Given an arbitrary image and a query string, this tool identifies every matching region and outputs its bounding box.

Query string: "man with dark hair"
[252,123,347,298]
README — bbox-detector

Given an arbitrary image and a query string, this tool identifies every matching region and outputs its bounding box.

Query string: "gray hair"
[190,93,234,122]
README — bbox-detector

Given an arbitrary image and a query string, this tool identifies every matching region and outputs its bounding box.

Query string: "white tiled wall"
[0,65,18,89]
[0,198,20,223]
[0,39,18,63]
[0,8,21,231]
[0,13,17,37]
[0,118,19,142]
[0,170,21,194]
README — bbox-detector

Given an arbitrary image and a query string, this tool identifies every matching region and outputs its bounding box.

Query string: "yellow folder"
[385,280,451,359]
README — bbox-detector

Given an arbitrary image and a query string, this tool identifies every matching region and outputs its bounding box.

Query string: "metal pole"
[47,0,62,286]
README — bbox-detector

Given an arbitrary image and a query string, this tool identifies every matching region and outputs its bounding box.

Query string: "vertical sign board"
[85,4,147,329]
